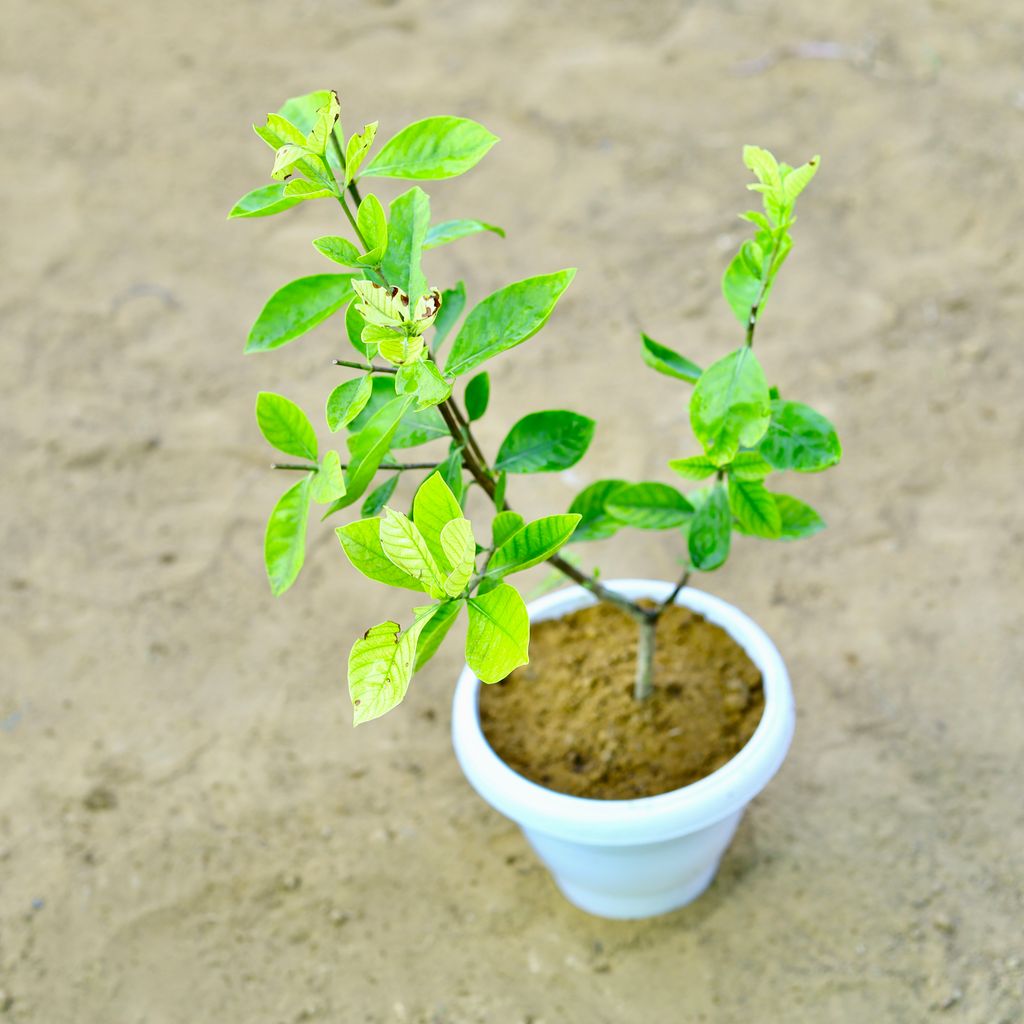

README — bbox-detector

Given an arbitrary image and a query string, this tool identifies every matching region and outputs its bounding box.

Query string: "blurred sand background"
[2,1,1023,1021]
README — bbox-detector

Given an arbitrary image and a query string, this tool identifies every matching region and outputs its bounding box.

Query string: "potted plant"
[231,90,840,918]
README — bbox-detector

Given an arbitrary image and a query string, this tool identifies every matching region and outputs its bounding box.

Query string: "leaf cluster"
[233,92,841,723]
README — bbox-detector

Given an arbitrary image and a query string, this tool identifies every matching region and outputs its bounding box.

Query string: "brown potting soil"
[478,601,764,799]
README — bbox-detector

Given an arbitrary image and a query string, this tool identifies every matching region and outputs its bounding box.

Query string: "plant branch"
[272,462,317,471]
[439,394,652,623]
[333,359,397,374]
[745,219,789,348]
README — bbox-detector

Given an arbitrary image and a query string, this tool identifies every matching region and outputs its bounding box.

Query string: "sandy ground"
[2,1,1023,1021]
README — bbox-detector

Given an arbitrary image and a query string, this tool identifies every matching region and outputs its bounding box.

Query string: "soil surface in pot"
[478,601,765,799]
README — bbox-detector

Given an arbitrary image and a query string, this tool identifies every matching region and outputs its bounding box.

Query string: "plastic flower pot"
[451,578,795,920]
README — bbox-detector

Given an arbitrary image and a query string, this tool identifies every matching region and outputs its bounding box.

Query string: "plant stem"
[745,221,788,348]
[437,394,653,624]
[360,461,438,471]
[333,359,397,374]
[634,615,657,701]
[272,463,317,471]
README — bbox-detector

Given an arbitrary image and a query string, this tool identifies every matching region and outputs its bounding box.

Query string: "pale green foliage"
[689,347,771,466]
[236,101,839,723]
[439,518,475,596]
[348,609,436,725]
[445,271,576,377]
[336,518,428,592]
[256,392,318,460]
[362,117,498,180]
[345,121,378,184]
[382,187,430,305]
[265,477,311,596]
[380,507,446,598]
[356,194,387,264]
[326,376,373,431]
[228,184,304,219]
[485,514,582,581]
[466,584,530,683]
[310,450,347,504]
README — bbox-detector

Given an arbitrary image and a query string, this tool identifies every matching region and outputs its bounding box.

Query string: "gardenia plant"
[231,90,840,724]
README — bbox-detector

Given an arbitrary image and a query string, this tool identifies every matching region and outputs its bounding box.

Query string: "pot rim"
[451,578,795,845]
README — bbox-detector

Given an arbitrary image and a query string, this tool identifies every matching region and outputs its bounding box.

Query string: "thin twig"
[272,463,317,471]
[333,359,397,374]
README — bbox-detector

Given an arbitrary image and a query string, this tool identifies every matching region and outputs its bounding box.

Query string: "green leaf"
[414,599,463,672]
[362,117,498,180]
[228,183,304,219]
[345,301,374,359]
[722,239,770,325]
[493,470,508,513]
[690,347,771,465]
[278,90,339,138]
[781,155,820,202]
[256,392,318,460]
[311,450,347,504]
[326,375,373,432]
[412,471,463,568]
[380,507,445,597]
[254,112,306,149]
[495,410,594,474]
[282,179,333,201]
[728,476,781,538]
[395,359,453,410]
[336,517,427,591]
[328,395,414,511]
[271,143,319,182]
[491,510,525,549]
[345,121,378,184]
[439,517,475,596]
[729,451,773,480]
[423,219,505,250]
[668,455,718,481]
[640,333,702,383]
[434,447,465,506]
[466,584,529,683]
[606,483,693,530]
[394,406,447,448]
[431,281,466,353]
[743,145,783,193]
[313,235,362,268]
[688,484,731,571]
[304,90,340,157]
[356,193,388,264]
[568,479,628,542]
[246,274,356,353]
[487,514,581,580]
[773,494,826,539]
[361,474,398,517]
[464,372,489,421]
[348,608,437,726]
[445,270,576,377]
[759,400,841,472]
[381,187,430,306]
[265,476,312,596]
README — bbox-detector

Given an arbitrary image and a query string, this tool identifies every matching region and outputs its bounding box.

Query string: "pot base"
[554,860,719,919]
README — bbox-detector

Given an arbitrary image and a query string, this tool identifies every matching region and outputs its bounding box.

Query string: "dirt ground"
[2,0,1023,1021]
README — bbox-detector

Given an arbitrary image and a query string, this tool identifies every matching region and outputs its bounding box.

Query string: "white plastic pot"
[451,579,795,919]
